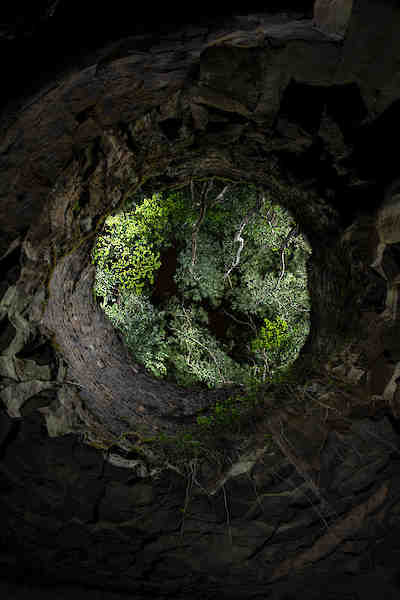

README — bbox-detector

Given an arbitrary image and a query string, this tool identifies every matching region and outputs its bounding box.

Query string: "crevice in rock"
[352,99,400,182]
[0,417,21,461]
[88,476,107,526]
[16,338,56,366]
[118,121,142,155]
[278,80,326,134]
[351,479,382,499]
[0,317,16,354]
[0,244,21,301]
[159,118,183,141]
[247,519,282,560]
[385,412,400,439]
[326,83,368,144]
[19,388,58,417]
[77,137,105,180]
[75,104,97,125]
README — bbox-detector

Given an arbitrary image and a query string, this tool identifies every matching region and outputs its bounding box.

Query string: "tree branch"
[210,184,231,208]
[171,306,229,385]
[189,180,229,276]
[189,179,208,276]
[224,190,265,280]
[274,225,299,291]
[222,309,257,334]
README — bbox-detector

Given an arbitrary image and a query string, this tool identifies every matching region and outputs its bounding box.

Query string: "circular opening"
[92,179,311,390]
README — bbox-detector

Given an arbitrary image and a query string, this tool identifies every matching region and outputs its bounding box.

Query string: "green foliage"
[92,180,312,389]
[175,236,226,307]
[250,316,291,381]
[166,302,249,388]
[251,316,289,353]
[92,192,192,297]
[196,397,242,429]
[105,290,168,377]
[196,383,263,432]
[148,431,202,453]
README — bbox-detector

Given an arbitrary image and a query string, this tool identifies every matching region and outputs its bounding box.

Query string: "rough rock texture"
[2,1,400,598]
[313,0,353,36]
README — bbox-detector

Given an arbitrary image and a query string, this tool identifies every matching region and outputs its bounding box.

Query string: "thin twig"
[222,309,257,334]
[171,307,228,384]
[222,484,233,545]
[303,390,342,415]
[269,416,338,530]
[274,225,299,291]
[63,380,86,388]
[224,191,265,280]
[190,191,207,274]
[180,461,195,538]
[270,460,338,533]
[189,178,219,275]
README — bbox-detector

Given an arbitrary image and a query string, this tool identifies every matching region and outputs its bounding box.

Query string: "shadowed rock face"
[2,1,400,598]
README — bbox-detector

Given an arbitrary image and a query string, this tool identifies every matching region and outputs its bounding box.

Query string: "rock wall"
[1,1,400,598]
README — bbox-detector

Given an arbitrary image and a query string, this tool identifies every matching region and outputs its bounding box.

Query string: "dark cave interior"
[2,1,400,598]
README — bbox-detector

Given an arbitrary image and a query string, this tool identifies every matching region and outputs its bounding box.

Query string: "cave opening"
[92,179,311,392]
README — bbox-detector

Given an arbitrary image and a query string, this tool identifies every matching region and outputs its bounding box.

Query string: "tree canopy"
[92,180,311,389]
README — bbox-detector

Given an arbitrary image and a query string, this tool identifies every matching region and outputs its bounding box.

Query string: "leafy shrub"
[174,234,226,307]
[166,302,249,388]
[93,192,193,297]
[251,316,289,353]
[105,290,168,377]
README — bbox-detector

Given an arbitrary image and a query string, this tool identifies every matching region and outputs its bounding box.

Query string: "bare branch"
[203,178,215,201]
[190,188,208,275]
[274,225,299,291]
[224,191,264,280]
[190,178,196,205]
[200,180,208,202]
[171,306,229,385]
[224,220,247,280]
[189,180,229,275]
[222,309,257,334]
[210,184,231,208]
